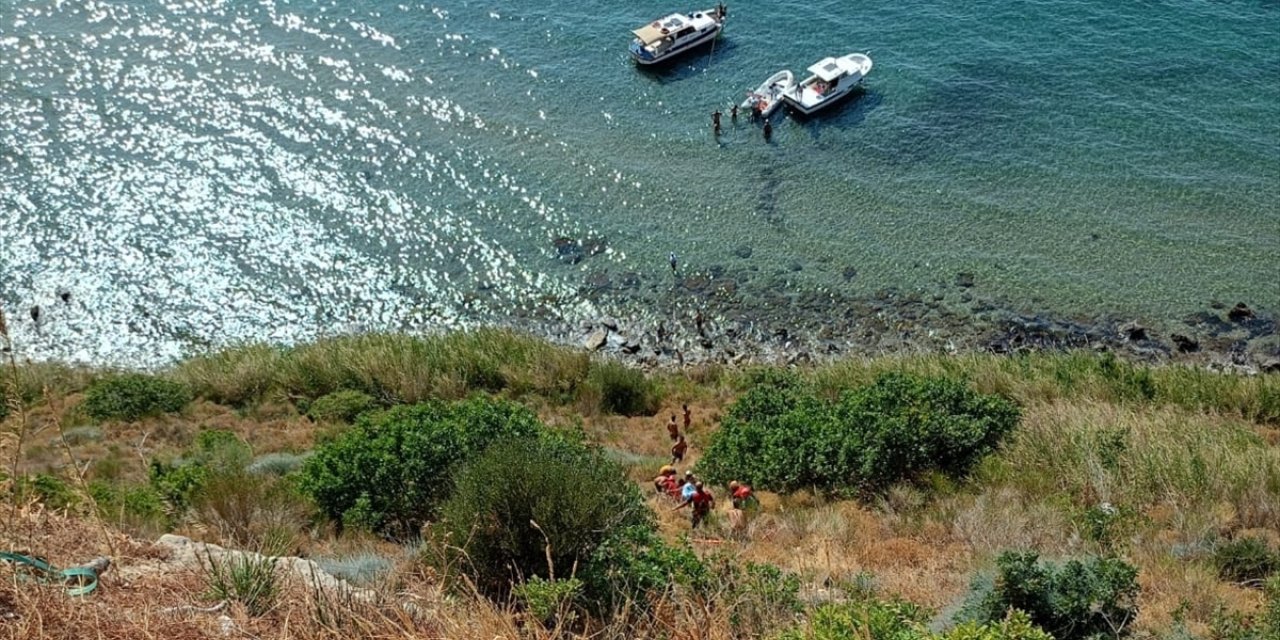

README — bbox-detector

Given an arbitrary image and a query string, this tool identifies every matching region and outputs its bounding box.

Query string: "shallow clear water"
[1,0,1277,364]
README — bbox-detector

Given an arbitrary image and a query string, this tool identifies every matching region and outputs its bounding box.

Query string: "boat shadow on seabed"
[784,87,882,144]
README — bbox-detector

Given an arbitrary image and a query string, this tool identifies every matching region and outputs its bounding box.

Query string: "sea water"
[1,0,1276,364]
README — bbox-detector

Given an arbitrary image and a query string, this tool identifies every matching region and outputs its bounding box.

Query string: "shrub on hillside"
[970,551,1139,640]
[698,373,1019,493]
[775,599,1053,640]
[149,429,252,515]
[584,360,660,416]
[299,397,545,537]
[82,373,191,422]
[1213,536,1280,585]
[581,525,709,614]
[437,437,651,598]
[306,389,378,424]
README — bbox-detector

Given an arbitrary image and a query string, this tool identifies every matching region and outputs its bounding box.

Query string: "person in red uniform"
[674,482,715,529]
[729,480,755,510]
[671,434,688,464]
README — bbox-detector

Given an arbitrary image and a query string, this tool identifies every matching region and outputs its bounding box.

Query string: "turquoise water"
[1,0,1276,364]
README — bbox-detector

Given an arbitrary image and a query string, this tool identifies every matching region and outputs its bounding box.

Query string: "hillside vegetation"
[2,328,1279,639]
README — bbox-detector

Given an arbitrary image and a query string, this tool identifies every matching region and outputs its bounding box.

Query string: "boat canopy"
[807,58,845,81]
[633,15,687,44]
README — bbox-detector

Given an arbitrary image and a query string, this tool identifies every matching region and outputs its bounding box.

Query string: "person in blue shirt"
[681,471,698,501]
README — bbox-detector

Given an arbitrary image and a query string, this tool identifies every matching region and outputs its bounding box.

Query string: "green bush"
[776,600,1052,640]
[82,373,191,422]
[585,360,660,416]
[699,373,1019,494]
[438,437,651,598]
[88,481,167,532]
[17,474,77,510]
[149,429,252,516]
[774,598,933,640]
[972,551,1139,640]
[306,389,378,424]
[581,525,708,614]
[299,397,546,537]
[513,576,583,628]
[1213,536,1280,585]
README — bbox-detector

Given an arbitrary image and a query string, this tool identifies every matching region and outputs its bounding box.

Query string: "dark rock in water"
[621,340,641,354]
[959,292,974,304]
[1228,303,1255,322]
[1121,322,1148,342]
[57,288,71,304]
[699,338,714,349]
[1209,300,1226,310]
[1171,334,1200,353]
[955,272,975,288]
[789,262,803,272]
[733,245,753,259]
[553,237,584,264]
[29,306,40,323]
[708,264,726,278]
[600,317,619,331]
[584,328,608,351]
[842,266,858,281]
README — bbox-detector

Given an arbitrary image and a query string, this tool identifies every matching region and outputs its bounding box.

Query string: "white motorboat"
[783,53,872,115]
[741,70,795,119]
[630,5,727,66]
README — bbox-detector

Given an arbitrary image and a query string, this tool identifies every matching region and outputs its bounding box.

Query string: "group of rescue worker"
[654,404,756,530]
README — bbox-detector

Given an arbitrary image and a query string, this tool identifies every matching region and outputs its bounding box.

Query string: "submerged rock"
[1171,334,1200,353]
[1227,302,1255,323]
[733,245,753,259]
[955,272,975,288]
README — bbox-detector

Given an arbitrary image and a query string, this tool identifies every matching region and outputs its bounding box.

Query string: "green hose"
[0,551,100,596]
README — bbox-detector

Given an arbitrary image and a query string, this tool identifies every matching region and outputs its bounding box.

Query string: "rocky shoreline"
[501,239,1279,373]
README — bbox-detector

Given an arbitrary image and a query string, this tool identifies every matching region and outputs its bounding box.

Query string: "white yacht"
[741,70,795,119]
[783,53,872,115]
[630,5,727,66]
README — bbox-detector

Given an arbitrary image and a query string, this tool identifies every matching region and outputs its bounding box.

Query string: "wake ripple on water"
[0,0,603,365]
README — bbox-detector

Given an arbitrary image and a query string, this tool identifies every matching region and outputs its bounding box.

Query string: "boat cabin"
[802,58,846,95]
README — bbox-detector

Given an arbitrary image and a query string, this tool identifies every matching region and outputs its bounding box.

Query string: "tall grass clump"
[299,396,546,537]
[583,359,660,416]
[171,343,284,406]
[201,550,280,617]
[699,372,1019,494]
[81,373,191,422]
[998,402,1280,528]
[811,352,1280,423]
[174,329,595,407]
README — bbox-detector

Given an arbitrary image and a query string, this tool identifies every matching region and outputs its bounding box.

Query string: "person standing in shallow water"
[763,120,773,141]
